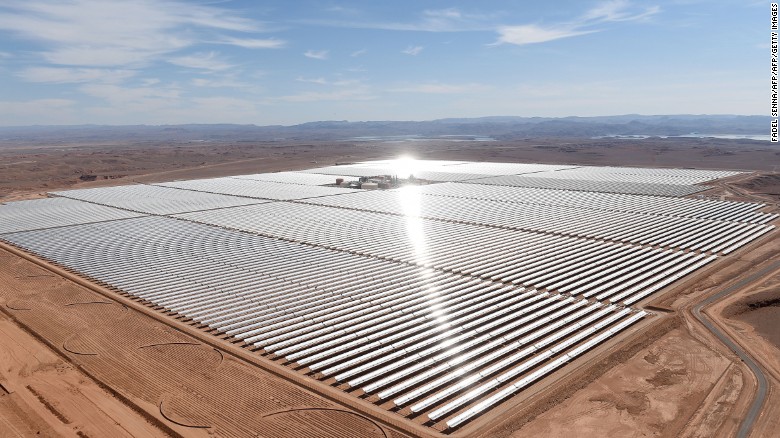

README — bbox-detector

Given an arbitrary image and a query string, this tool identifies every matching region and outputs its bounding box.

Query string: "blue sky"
[0,0,768,125]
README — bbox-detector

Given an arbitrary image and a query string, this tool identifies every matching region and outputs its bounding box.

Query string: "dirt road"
[691,259,780,437]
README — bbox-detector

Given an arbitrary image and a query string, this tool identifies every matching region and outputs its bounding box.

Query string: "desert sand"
[0,137,778,437]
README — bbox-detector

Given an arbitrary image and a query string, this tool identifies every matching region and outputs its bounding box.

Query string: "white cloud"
[325,5,360,15]
[40,46,181,67]
[169,52,233,71]
[351,48,368,57]
[19,67,136,84]
[495,25,596,46]
[582,0,659,22]
[218,37,286,49]
[192,76,253,89]
[423,8,463,20]
[495,0,660,46]
[296,76,328,85]
[333,79,360,87]
[391,82,490,94]
[402,45,424,56]
[304,50,329,60]
[296,76,360,87]
[301,7,495,32]
[0,0,271,67]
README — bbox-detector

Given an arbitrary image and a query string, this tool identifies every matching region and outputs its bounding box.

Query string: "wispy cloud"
[298,7,496,32]
[351,48,368,57]
[324,5,360,15]
[296,76,328,85]
[416,8,500,31]
[0,0,274,67]
[495,26,596,46]
[217,37,286,49]
[19,67,136,83]
[495,0,660,46]
[304,50,329,60]
[424,8,464,20]
[402,45,424,56]
[168,52,233,71]
[296,76,359,87]
[581,0,659,22]
[391,82,490,94]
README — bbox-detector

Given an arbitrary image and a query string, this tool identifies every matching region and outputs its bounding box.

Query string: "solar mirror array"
[0,160,775,433]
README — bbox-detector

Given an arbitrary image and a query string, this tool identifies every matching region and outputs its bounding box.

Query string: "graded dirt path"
[691,259,780,438]
[0,310,167,437]
[500,327,735,437]
[708,256,780,438]
[0,247,413,438]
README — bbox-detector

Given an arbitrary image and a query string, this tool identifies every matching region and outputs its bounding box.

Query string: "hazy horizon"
[0,113,768,129]
[0,1,766,126]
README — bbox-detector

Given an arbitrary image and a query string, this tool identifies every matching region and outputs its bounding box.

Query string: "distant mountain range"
[0,115,771,143]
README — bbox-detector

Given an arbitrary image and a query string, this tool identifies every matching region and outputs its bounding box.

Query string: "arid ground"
[0,137,778,437]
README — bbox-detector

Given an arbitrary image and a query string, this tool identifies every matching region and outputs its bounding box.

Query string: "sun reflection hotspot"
[390,155,420,179]
[394,176,453,334]
[398,185,427,266]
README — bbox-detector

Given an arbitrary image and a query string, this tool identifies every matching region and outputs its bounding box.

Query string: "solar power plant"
[429,162,579,176]
[152,177,356,200]
[351,160,578,176]
[0,160,775,434]
[304,165,495,182]
[0,197,145,234]
[418,183,777,224]
[350,159,470,167]
[466,175,711,197]
[301,190,773,255]
[230,171,357,186]
[330,159,471,170]
[177,202,721,304]
[50,184,267,215]
[302,161,579,183]
[526,166,742,185]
